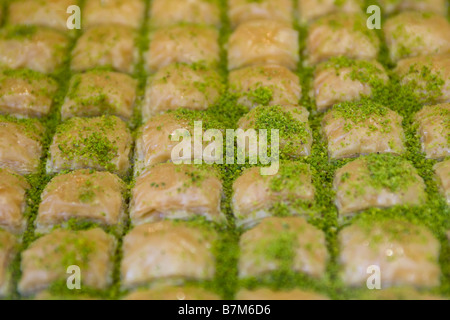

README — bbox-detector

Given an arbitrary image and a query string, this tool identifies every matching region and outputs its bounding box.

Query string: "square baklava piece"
[228,0,293,28]
[47,116,132,176]
[232,162,315,227]
[36,170,126,233]
[121,221,217,289]
[7,0,74,31]
[19,228,116,296]
[339,219,441,287]
[0,26,69,74]
[414,103,449,159]
[334,154,426,216]
[322,100,405,159]
[0,169,30,234]
[0,117,44,175]
[143,64,223,121]
[150,0,221,28]
[71,25,138,74]
[384,12,450,62]
[298,0,362,24]
[84,0,145,29]
[0,69,58,118]
[61,70,138,121]
[305,13,379,66]
[228,20,299,71]
[130,163,224,225]
[238,105,313,158]
[229,64,301,109]
[379,0,446,15]
[145,25,220,73]
[238,217,328,279]
[313,57,388,112]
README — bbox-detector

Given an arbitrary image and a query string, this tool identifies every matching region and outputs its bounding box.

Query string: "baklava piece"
[379,0,446,15]
[121,221,217,288]
[143,64,223,121]
[84,0,145,29]
[395,54,450,104]
[298,0,362,24]
[61,70,138,121]
[0,117,44,175]
[150,0,221,28]
[322,101,405,159]
[130,163,224,225]
[229,64,301,109]
[334,155,426,216]
[0,69,57,118]
[384,12,450,62]
[414,104,449,159]
[232,163,315,227]
[237,105,313,158]
[8,0,73,31]
[236,288,329,300]
[305,13,379,66]
[228,0,293,28]
[0,230,16,297]
[339,220,441,287]
[71,25,138,74]
[0,26,69,73]
[18,228,116,296]
[36,170,126,233]
[0,169,30,234]
[313,57,388,112]
[228,20,299,71]
[124,287,220,300]
[239,217,328,279]
[47,116,132,176]
[434,160,450,205]
[145,25,220,73]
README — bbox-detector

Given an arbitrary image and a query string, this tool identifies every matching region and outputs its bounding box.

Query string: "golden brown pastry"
[395,54,450,104]
[379,0,447,15]
[0,230,16,298]
[228,0,293,28]
[61,70,138,121]
[84,0,146,29]
[232,163,315,227]
[298,0,362,24]
[0,118,44,175]
[130,163,224,225]
[8,0,74,31]
[19,228,116,296]
[334,155,426,216]
[384,12,450,62]
[71,25,138,74]
[0,26,69,74]
[414,104,449,159]
[143,64,223,121]
[150,0,221,28]
[121,221,217,289]
[0,169,30,234]
[236,288,329,300]
[229,64,301,109]
[237,105,313,158]
[339,220,441,288]
[434,159,450,205]
[145,25,220,73]
[0,70,57,118]
[47,116,132,176]
[36,170,126,233]
[123,286,221,300]
[313,58,388,112]
[228,20,299,71]
[322,101,405,159]
[239,217,329,279]
[305,13,379,66]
